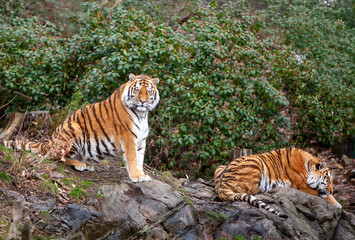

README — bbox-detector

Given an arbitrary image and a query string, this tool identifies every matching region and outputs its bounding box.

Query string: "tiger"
[1,73,160,182]
[214,148,342,219]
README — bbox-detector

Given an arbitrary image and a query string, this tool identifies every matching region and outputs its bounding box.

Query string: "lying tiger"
[214,148,341,219]
[2,74,160,182]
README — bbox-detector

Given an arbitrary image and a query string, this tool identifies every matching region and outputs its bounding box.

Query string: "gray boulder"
[2,177,353,239]
[72,179,348,240]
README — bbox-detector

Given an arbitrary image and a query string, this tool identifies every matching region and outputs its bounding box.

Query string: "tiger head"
[123,73,160,112]
[307,159,334,198]
[316,168,334,198]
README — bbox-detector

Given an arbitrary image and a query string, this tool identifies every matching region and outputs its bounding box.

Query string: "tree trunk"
[6,197,25,240]
[0,111,53,140]
[229,148,253,161]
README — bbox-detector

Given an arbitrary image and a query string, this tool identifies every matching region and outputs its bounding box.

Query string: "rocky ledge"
[2,175,354,240]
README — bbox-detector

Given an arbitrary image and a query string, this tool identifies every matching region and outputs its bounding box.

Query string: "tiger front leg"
[122,138,151,182]
[326,195,342,208]
[137,139,151,181]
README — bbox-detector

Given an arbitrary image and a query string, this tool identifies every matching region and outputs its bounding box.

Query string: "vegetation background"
[0,0,354,176]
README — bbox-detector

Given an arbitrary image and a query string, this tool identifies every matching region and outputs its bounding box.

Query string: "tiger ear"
[129,73,136,82]
[152,78,159,85]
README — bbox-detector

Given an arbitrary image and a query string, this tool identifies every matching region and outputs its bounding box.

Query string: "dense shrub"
[265,0,354,146]
[71,3,294,174]
[0,15,75,112]
[327,0,355,28]
[1,1,353,175]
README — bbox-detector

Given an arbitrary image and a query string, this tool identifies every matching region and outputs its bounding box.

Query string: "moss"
[0,171,12,184]
[69,187,87,200]
[39,180,59,195]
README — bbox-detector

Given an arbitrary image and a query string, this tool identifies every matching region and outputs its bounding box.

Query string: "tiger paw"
[333,202,342,209]
[130,174,152,183]
[74,163,95,172]
[326,195,342,209]
[86,164,95,172]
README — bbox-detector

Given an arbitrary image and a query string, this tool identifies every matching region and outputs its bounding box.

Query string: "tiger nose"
[140,100,146,104]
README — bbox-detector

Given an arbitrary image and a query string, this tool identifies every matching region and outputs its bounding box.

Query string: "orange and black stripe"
[214,148,337,219]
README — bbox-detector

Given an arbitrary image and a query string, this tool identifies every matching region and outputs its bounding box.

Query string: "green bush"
[0,1,353,176]
[71,2,293,175]
[265,0,354,145]
[0,15,76,112]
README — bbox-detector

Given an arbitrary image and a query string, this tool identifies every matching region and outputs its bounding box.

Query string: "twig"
[0,87,32,101]
[0,112,7,120]
[197,178,215,187]
[11,90,32,100]
[143,163,163,176]
[0,95,17,110]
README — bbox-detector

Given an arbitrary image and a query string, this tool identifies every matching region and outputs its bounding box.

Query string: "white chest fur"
[133,114,149,143]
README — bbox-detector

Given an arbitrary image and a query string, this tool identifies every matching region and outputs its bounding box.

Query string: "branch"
[0,87,32,101]
[0,113,25,140]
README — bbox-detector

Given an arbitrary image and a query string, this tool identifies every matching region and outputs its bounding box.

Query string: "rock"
[0,186,21,200]
[351,193,355,206]
[336,163,344,170]
[145,226,169,240]
[78,179,193,239]
[2,174,354,239]
[78,181,349,240]
[31,172,46,181]
[342,155,355,166]
[272,188,341,239]
[181,182,343,240]
[179,226,202,240]
[50,171,65,179]
[162,204,197,236]
[27,193,56,212]
[46,203,102,236]
[66,204,102,233]
[156,173,188,189]
[181,181,215,199]
[333,211,355,240]
[350,169,355,178]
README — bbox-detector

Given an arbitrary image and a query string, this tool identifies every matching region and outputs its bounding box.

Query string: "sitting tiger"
[1,74,160,182]
[214,148,341,219]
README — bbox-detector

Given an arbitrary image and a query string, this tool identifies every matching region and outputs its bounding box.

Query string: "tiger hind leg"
[47,139,94,172]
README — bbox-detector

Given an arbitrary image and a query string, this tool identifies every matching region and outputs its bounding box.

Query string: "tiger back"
[1,73,160,183]
[214,148,341,219]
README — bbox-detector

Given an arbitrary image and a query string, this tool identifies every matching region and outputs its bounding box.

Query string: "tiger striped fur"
[2,74,160,182]
[214,148,341,219]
